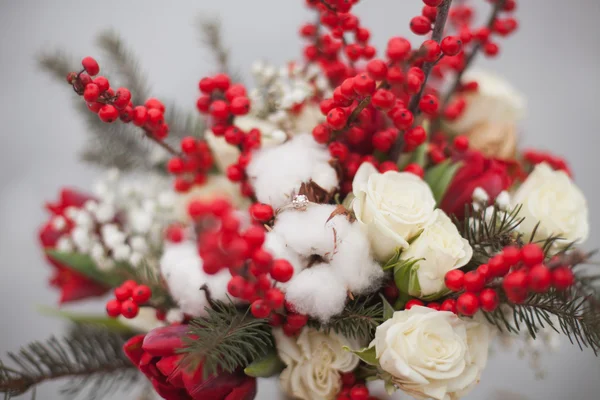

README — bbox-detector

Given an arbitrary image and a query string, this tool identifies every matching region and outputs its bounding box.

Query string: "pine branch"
[197,17,231,75]
[308,296,384,340]
[0,325,139,400]
[164,103,206,140]
[180,300,274,377]
[96,30,150,104]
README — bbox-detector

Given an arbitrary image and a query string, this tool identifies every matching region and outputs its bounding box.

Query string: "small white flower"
[56,236,74,253]
[129,252,144,267]
[84,200,99,214]
[94,203,116,224]
[371,307,493,400]
[90,242,106,262]
[495,190,511,210]
[96,258,115,271]
[64,206,79,220]
[130,210,153,234]
[74,211,94,230]
[351,162,436,262]
[113,244,132,262]
[71,227,91,252]
[157,191,176,209]
[472,187,490,203]
[270,129,288,144]
[129,236,148,254]
[51,216,67,231]
[512,163,589,246]
[274,327,359,400]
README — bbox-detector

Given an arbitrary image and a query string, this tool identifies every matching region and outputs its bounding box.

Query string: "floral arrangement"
[1,0,599,399]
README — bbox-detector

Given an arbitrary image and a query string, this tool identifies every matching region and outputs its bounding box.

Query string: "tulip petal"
[122,334,145,365]
[143,325,189,357]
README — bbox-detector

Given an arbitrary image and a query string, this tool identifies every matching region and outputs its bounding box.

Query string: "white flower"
[274,327,359,400]
[159,241,238,317]
[371,307,492,400]
[447,69,526,132]
[352,162,436,262]
[247,134,338,209]
[400,210,472,298]
[512,163,589,246]
[265,204,383,322]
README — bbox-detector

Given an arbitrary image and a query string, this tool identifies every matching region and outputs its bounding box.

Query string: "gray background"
[1,0,599,399]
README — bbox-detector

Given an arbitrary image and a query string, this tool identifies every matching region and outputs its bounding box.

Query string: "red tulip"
[440,151,512,219]
[124,325,257,400]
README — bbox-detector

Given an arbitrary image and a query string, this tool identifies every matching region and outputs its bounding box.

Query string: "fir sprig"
[180,300,274,377]
[309,296,384,340]
[0,325,139,400]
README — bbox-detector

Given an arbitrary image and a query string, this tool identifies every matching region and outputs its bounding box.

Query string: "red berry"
[83,83,100,102]
[210,100,230,119]
[180,137,197,154]
[457,293,480,316]
[147,108,164,125]
[404,126,427,147]
[114,286,131,302]
[132,106,148,126]
[250,203,274,222]
[350,385,369,400]
[391,109,414,129]
[372,130,395,152]
[114,87,132,109]
[327,108,348,130]
[251,300,272,318]
[122,280,138,291]
[353,74,376,96]
[521,244,545,267]
[453,135,469,152]
[269,313,284,327]
[320,98,336,115]
[420,40,441,62]
[383,282,399,301]
[427,302,441,311]
[132,285,152,304]
[386,66,405,84]
[464,271,485,293]
[477,264,490,281]
[165,224,185,243]
[265,288,285,309]
[410,16,432,35]
[341,372,356,387]
[366,59,388,80]
[423,0,442,6]
[422,5,438,21]
[226,164,245,182]
[81,56,100,76]
[93,76,109,92]
[386,37,411,61]
[479,288,499,312]
[441,36,462,56]
[528,264,552,293]
[488,254,510,277]
[379,161,399,173]
[329,141,349,161]
[445,269,464,291]
[98,105,119,123]
[419,94,439,115]
[199,77,216,94]
[196,95,211,113]
[271,259,294,282]
[313,124,331,144]
[441,299,457,313]
[230,97,251,115]
[225,84,247,101]
[371,89,396,110]
[287,313,308,329]
[145,98,166,112]
[174,178,192,193]
[213,73,231,90]
[503,271,530,304]
[106,299,121,317]
[404,163,424,178]
[405,299,424,310]
[78,72,92,87]
[243,225,266,249]
[484,42,499,57]
[120,300,139,319]
[228,276,247,298]
[188,200,210,218]
[252,249,274,271]
[552,266,574,290]
[87,102,103,113]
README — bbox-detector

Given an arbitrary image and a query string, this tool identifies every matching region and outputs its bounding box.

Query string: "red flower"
[39,188,109,304]
[440,151,512,219]
[123,325,257,400]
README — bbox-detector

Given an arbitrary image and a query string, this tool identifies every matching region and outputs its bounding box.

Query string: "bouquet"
[2,0,598,399]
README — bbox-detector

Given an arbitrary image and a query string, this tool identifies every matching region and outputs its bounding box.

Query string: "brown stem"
[143,131,181,157]
[389,0,453,162]
[441,0,506,106]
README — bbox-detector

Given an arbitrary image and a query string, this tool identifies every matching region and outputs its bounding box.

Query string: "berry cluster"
[336,371,378,400]
[267,302,309,337]
[166,137,214,193]
[68,57,170,139]
[196,73,258,198]
[106,280,152,319]
[444,243,575,316]
[187,198,296,320]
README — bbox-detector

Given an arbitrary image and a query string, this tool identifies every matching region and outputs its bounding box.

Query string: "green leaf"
[385,382,398,395]
[38,306,133,334]
[46,250,129,287]
[379,294,395,320]
[393,258,422,296]
[244,351,285,377]
[343,346,378,366]
[424,160,462,204]
[382,248,402,271]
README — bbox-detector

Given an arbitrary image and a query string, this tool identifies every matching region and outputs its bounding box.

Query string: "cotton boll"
[246,134,339,209]
[166,308,185,324]
[284,264,348,322]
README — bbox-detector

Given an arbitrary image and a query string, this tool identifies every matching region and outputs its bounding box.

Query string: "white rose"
[274,327,359,400]
[352,162,436,262]
[447,69,526,133]
[512,162,588,246]
[400,209,473,298]
[371,307,492,400]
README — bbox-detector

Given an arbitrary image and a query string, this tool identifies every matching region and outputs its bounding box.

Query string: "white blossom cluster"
[53,169,177,271]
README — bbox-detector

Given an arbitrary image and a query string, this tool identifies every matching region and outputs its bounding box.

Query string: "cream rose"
[274,327,359,400]
[352,162,436,262]
[447,69,526,133]
[512,162,589,246]
[371,307,492,400]
[400,209,473,298]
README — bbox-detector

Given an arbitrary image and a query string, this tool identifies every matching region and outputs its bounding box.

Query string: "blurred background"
[0,0,599,399]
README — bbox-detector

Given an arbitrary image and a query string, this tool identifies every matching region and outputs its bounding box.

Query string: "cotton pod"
[246,134,339,209]
[159,241,236,317]
[265,203,384,322]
